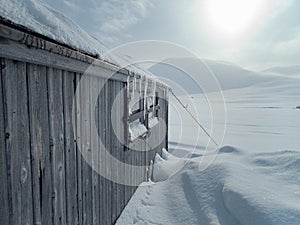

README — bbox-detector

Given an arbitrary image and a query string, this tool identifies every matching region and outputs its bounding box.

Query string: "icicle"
[127,76,131,101]
[127,76,133,115]
[132,76,136,101]
[143,76,148,120]
[139,76,142,96]
[152,80,156,109]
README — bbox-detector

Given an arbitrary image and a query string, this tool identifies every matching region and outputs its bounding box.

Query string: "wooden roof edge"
[0,17,170,89]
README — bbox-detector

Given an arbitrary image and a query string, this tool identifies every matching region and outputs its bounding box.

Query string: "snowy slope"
[117,64,300,225]
[149,57,299,94]
[263,65,300,77]
[0,0,108,58]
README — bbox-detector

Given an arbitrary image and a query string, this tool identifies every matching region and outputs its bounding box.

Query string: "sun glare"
[204,0,266,37]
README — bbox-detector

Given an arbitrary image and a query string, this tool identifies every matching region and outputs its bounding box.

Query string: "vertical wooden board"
[40,67,54,225]
[27,64,51,225]
[111,80,117,223]
[91,75,100,225]
[63,71,79,225]
[47,68,66,225]
[3,59,33,225]
[98,79,107,225]
[0,58,10,225]
[81,74,93,225]
[116,81,124,219]
[75,73,83,225]
[124,82,132,206]
[106,80,112,225]
[118,82,126,213]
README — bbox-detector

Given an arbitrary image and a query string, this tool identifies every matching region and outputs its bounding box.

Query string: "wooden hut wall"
[0,24,169,225]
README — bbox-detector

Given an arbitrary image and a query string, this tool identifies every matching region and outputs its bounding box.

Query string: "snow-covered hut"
[0,16,169,225]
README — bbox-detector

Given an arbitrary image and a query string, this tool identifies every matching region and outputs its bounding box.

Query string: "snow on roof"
[0,0,108,59]
[0,0,167,84]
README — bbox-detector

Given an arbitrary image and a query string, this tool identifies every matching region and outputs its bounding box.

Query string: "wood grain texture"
[27,64,51,225]
[75,74,84,225]
[3,59,33,225]
[91,75,101,225]
[0,58,10,225]
[81,75,93,225]
[47,68,66,225]
[63,71,79,225]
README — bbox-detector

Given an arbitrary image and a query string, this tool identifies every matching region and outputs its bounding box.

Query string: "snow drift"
[117,147,300,225]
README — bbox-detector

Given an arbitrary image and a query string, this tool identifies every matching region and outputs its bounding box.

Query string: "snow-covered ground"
[117,63,300,224]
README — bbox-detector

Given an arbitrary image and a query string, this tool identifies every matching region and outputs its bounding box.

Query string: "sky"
[43,0,300,69]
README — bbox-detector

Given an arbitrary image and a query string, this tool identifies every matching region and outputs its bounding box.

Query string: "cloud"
[272,28,300,61]
[89,0,153,44]
[50,0,153,45]
[234,27,300,69]
[215,0,299,68]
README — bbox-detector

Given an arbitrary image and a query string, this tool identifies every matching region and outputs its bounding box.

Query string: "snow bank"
[117,147,300,225]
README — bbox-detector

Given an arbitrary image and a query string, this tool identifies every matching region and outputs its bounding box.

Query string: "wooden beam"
[128,105,160,123]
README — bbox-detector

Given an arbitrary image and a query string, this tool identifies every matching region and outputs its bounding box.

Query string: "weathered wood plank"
[98,79,107,224]
[27,64,51,225]
[115,81,126,221]
[81,75,93,225]
[47,68,66,225]
[63,71,79,225]
[0,40,132,82]
[0,23,133,76]
[75,73,83,225]
[106,80,112,225]
[3,59,33,225]
[128,105,160,123]
[91,75,100,225]
[0,58,10,225]
[111,80,118,223]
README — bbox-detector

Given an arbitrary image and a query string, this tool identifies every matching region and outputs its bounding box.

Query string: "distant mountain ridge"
[263,65,300,76]
[149,57,300,94]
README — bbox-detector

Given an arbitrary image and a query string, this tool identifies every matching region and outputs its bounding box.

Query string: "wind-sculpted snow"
[117,146,300,225]
[252,150,300,184]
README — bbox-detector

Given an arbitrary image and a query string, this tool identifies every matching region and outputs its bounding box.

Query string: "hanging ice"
[152,80,157,110]
[143,76,148,120]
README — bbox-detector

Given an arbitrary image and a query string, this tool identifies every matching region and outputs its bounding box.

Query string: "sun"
[204,0,266,37]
